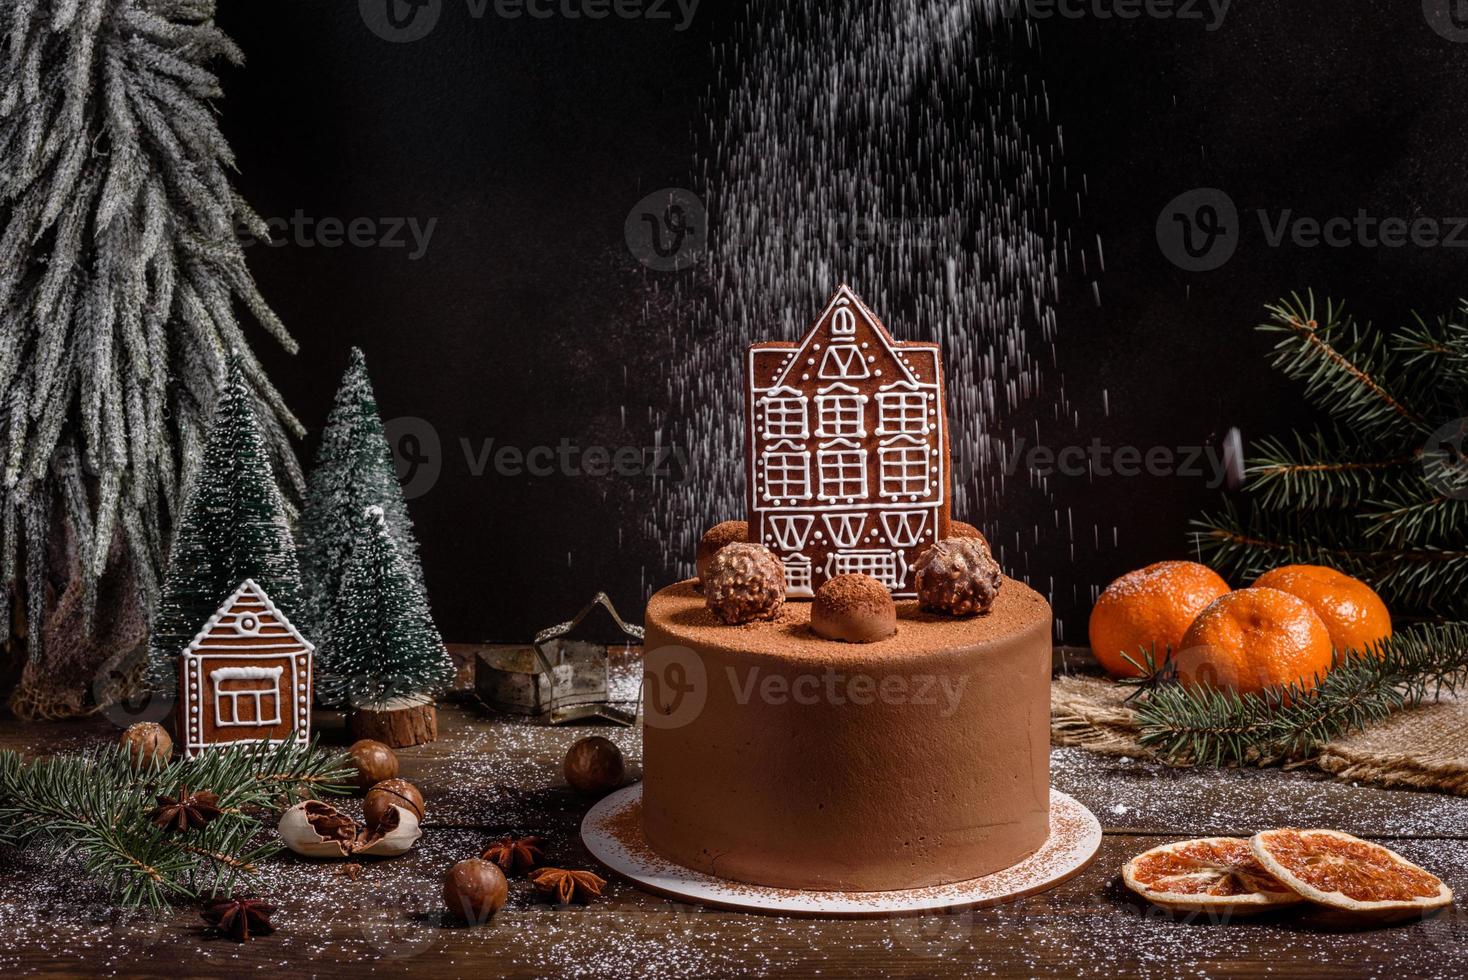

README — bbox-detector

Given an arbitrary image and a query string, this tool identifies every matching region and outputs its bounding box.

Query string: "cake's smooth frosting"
[642,576,1052,892]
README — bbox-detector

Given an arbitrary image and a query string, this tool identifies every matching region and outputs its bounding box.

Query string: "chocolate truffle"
[695,520,748,587]
[914,537,1003,616]
[949,520,990,550]
[704,543,785,624]
[810,574,897,643]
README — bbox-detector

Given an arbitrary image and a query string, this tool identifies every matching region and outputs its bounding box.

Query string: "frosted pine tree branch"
[0,0,299,663]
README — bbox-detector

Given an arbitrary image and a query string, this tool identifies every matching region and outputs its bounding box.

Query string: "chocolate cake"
[640,285,1053,892]
[641,577,1052,891]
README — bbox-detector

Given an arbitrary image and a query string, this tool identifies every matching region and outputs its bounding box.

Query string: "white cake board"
[581,784,1102,919]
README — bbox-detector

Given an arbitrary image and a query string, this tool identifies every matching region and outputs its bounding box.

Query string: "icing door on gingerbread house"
[178,579,313,758]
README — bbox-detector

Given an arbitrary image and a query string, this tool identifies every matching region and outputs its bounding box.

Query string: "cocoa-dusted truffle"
[704,543,785,624]
[949,520,990,550]
[695,520,748,587]
[914,537,1002,616]
[810,574,897,643]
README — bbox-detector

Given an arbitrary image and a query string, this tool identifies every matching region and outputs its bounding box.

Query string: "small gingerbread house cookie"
[178,579,313,758]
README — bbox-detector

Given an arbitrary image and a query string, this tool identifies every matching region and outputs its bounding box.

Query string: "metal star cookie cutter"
[474,592,643,726]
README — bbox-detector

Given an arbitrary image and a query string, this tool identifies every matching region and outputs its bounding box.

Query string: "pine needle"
[0,738,352,909]
[1130,624,1468,767]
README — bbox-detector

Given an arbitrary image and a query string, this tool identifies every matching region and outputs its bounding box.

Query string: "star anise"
[149,786,222,833]
[201,895,275,941]
[531,867,606,904]
[481,835,544,874]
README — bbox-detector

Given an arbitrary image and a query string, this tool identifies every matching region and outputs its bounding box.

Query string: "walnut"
[704,543,785,624]
[914,537,1002,616]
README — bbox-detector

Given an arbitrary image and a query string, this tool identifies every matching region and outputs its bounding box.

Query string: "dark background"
[218,0,1468,642]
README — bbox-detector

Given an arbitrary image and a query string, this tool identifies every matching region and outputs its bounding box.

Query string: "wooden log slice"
[349,697,438,748]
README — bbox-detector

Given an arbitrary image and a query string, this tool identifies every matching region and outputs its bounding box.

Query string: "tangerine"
[1088,561,1231,678]
[1174,587,1334,696]
[1252,564,1391,656]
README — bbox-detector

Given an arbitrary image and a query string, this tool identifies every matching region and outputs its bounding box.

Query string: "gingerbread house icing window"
[211,667,285,727]
[745,284,951,598]
[178,579,313,758]
[762,448,811,501]
[876,384,930,435]
[760,387,809,440]
[879,436,932,498]
[815,383,867,438]
[817,441,867,500]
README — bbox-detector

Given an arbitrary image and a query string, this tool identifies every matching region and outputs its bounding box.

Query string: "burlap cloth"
[1052,674,1468,796]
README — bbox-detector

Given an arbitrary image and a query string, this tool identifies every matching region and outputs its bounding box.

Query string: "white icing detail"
[814,382,867,438]
[822,513,866,549]
[782,556,813,596]
[880,511,929,548]
[876,386,929,435]
[816,440,866,501]
[879,435,932,497]
[210,666,283,728]
[768,515,814,551]
[763,451,811,500]
[830,302,857,337]
[824,550,906,590]
[759,386,809,440]
[818,343,870,380]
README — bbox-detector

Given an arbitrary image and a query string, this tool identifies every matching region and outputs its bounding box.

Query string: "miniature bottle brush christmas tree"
[320,506,454,747]
[146,356,304,696]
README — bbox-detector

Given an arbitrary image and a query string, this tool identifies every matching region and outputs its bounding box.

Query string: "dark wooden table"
[0,670,1464,978]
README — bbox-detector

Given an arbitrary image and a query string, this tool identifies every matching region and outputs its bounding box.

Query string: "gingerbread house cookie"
[178,579,313,758]
[744,284,952,597]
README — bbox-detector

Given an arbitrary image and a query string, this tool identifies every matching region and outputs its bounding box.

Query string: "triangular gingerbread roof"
[183,579,314,657]
[748,284,939,392]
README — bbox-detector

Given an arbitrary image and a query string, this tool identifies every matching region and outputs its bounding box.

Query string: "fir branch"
[1244,430,1417,511]
[1192,502,1468,619]
[1259,292,1426,441]
[0,739,351,909]
[1131,623,1468,767]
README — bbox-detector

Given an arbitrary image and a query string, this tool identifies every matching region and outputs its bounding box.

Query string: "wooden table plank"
[0,704,1462,978]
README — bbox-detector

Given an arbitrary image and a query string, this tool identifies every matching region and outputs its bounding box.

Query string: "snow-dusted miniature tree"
[319,506,453,710]
[0,1,302,670]
[298,348,425,637]
[146,356,304,694]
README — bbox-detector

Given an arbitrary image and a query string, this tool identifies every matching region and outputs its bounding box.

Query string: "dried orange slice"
[1122,837,1305,916]
[1251,828,1452,923]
